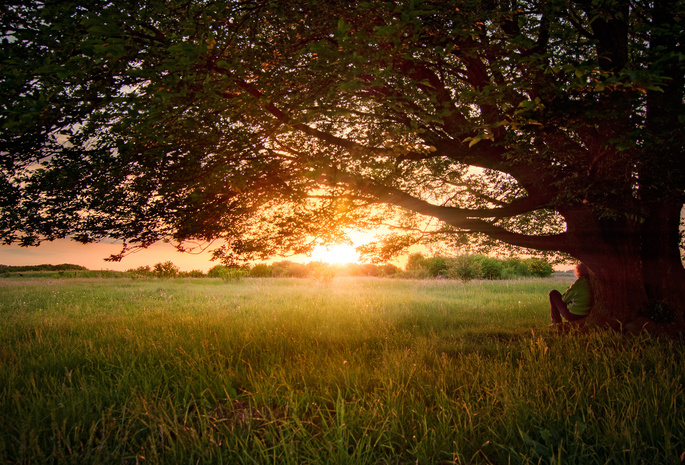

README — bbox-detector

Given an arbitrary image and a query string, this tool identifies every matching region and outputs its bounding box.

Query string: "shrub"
[446,255,483,282]
[208,265,245,281]
[223,269,245,282]
[1,264,87,273]
[249,264,272,278]
[358,264,379,277]
[207,265,228,278]
[525,258,554,277]
[425,256,449,277]
[378,264,401,276]
[271,261,310,278]
[405,253,427,271]
[127,265,153,278]
[475,256,504,280]
[336,263,363,277]
[180,270,205,278]
[153,261,179,278]
[502,258,531,279]
[307,262,336,281]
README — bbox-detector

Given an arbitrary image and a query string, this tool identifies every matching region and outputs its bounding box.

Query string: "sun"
[311,244,360,264]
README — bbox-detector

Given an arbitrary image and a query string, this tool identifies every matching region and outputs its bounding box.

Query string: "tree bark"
[640,202,685,326]
[558,204,685,333]
[566,216,645,328]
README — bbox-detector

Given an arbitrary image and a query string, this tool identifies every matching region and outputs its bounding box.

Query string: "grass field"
[0,276,683,464]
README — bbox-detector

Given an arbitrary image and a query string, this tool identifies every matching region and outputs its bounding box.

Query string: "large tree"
[1,0,683,329]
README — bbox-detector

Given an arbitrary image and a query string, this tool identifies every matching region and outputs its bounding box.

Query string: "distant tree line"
[126,254,553,281]
[402,253,554,281]
[2,255,555,281]
[126,262,206,278]
[126,261,402,280]
[0,263,87,273]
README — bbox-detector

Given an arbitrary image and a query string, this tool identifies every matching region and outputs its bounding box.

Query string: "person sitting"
[549,263,592,324]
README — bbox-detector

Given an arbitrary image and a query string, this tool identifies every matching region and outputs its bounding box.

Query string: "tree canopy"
[1,0,684,328]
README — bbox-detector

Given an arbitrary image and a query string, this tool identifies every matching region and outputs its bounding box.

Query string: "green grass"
[0,277,683,464]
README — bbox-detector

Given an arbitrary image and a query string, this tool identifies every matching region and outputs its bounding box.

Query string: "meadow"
[0,276,683,464]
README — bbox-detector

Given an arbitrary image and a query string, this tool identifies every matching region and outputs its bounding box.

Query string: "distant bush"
[249,264,272,278]
[446,255,483,282]
[425,256,449,277]
[208,265,246,281]
[405,253,427,272]
[402,254,555,281]
[307,262,336,281]
[525,258,555,277]
[180,270,206,278]
[127,265,153,278]
[153,261,179,278]
[377,264,401,276]
[0,263,87,273]
[475,256,505,280]
[502,258,531,279]
[207,265,228,278]
[223,269,246,282]
[272,261,310,278]
[57,270,127,279]
[244,261,401,279]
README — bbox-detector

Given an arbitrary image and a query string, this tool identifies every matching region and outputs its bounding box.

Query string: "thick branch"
[325,174,567,251]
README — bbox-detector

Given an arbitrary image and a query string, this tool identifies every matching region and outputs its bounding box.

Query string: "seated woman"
[549,263,592,324]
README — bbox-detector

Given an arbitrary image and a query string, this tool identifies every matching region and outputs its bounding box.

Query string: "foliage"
[0,277,683,464]
[406,253,428,272]
[249,263,272,278]
[475,256,506,280]
[207,265,228,278]
[525,258,555,278]
[208,264,245,281]
[503,258,533,279]
[400,254,553,281]
[425,256,449,278]
[127,265,153,278]
[446,255,484,282]
[377,263,402,276]
[271,261,310,278]
[223,268,246,282]
[1,0,684,322]
[152,261,179,278]
[180,269,206,278]
[243,261,403,279]
[0,263,87,273]
[307,261,336,282]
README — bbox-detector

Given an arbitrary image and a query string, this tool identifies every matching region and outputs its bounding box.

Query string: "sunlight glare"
[311,245,360,264]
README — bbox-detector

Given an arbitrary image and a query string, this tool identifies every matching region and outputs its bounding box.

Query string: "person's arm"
[562,280,579,304]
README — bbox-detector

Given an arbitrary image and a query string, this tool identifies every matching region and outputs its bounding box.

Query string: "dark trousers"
[549,290,586,324]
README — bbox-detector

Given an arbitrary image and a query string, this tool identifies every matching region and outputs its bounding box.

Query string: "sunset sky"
[0,235,376,271]
[0,239,219,271]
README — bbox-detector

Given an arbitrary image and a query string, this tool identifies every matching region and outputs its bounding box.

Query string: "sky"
[0,239,220,271]
[0,236,378,271]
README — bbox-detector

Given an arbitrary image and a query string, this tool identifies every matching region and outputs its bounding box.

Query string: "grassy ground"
[0,277,683,464]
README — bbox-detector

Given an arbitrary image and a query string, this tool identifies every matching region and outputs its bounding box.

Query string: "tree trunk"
[640,0,685,329]
[578,238,646,331]
[562,206,685,334]
[640,201,685,326]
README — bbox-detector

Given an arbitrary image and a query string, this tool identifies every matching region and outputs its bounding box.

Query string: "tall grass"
[0,277,683,464]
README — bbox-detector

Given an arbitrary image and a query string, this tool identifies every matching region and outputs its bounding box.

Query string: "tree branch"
[359,177,566,250]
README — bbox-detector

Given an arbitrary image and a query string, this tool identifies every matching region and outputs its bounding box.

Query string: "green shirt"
[562,277,592,316]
